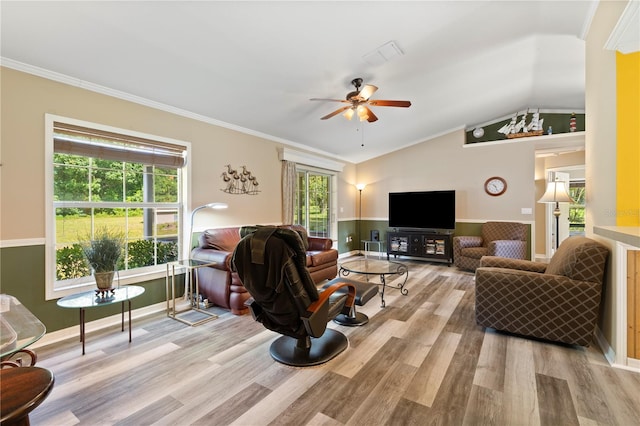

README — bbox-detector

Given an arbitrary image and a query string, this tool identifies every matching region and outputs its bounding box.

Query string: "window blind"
[53,122,187,168]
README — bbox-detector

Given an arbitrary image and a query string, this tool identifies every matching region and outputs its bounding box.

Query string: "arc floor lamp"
[185,202,228,305]
[356,183,366,255]
[189,202,228,251]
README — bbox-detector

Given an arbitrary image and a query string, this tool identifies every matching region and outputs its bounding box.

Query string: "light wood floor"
[30,259,640,426]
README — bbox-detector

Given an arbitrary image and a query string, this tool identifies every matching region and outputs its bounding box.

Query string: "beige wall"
[585,0,629,357]
[586,2,621,232]
[355,129,536,224]
[0,67,348,241]
[1,64,540,250]
[337,162,358,220]
[0,67,593,247]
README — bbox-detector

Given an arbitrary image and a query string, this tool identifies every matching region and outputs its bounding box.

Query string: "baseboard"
[595,326,640,373]
[534,253,551,262]
[31,301,167,349]
[595,327,616,366]
[627,357,640,370]
[339,250,358,258]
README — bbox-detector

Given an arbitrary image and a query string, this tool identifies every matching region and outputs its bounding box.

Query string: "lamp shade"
[343,108,354,120]
[538,181,573,203]
[190,202,228,229]
[357,105,369,121]
[203,202,228,210]
[188,202,228,255]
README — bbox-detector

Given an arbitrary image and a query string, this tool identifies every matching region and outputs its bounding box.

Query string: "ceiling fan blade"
[320,106,352,120]
[359,84,378,100]
[360,106,378,123]
[368,100,412,107]
[310,98,351,103]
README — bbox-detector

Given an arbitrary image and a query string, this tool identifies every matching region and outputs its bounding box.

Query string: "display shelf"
[463,131,585,153]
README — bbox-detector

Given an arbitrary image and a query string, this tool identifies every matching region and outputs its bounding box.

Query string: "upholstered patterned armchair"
[475,236,609,346]
[453,221,527,271]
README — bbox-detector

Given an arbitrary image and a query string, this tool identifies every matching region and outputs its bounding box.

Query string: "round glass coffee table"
[339,258,408,307]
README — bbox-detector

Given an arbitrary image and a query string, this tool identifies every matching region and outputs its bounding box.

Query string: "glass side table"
[0,294,46,366]
[361,239,386,259]
[57,285,145,355]
[166,259,218,326]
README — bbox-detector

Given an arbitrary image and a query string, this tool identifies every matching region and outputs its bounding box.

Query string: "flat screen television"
[388,190,456,230]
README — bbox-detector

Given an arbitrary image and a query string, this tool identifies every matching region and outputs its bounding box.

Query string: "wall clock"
[484,176,507,196]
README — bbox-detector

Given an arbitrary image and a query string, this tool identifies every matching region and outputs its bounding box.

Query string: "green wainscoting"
[337,220,357,253]
[359,221,392,251]
[340,220,532,260]
[0,244,179,333]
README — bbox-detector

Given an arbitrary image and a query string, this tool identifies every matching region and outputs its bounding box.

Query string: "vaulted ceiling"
[1,1,597,163]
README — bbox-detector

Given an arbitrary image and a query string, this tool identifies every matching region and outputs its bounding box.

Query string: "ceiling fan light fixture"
[343,108,354,120]
[311,78,410,123]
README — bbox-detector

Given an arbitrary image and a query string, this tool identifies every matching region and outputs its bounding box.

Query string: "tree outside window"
[295,170,331,238]
[569,181,585,236]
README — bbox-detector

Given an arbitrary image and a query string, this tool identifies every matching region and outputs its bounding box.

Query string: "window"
[295,169,331,238]
[569,180,585,236]
[45,115,189,299]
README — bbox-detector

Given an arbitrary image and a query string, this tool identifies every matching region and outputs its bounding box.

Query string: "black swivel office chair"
[232,226,356,367]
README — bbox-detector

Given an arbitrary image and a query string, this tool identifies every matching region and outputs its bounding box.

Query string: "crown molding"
[0,58,346,163]
[604,0,640,53]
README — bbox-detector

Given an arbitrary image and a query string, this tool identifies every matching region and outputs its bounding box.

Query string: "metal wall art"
[221,164,260,195]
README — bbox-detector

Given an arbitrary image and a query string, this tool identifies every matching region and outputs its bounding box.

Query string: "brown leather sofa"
[190,225,338,315]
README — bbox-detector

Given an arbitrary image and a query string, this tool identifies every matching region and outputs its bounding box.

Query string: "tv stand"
[387,230,453,265]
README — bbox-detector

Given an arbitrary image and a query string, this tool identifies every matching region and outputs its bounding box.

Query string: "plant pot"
[94,271,115,291]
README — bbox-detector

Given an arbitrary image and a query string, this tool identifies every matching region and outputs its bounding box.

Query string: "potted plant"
[80,227,125,292]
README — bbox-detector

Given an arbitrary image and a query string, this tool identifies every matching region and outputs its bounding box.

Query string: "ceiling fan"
[310,78,411,123]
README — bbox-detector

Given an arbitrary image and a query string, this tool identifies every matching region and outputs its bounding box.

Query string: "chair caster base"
[269,329,348,367]
[333,312,369,326]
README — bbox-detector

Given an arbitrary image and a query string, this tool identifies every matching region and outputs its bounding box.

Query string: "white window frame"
[295,164,338,243]
[44,114,191,300]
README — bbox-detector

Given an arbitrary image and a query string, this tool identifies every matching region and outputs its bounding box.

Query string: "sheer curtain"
[281,160,296,225]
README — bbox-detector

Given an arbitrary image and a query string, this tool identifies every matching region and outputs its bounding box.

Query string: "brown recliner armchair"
[475,236,609,346]
[453,221,527,271]
[232,226,356,367]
